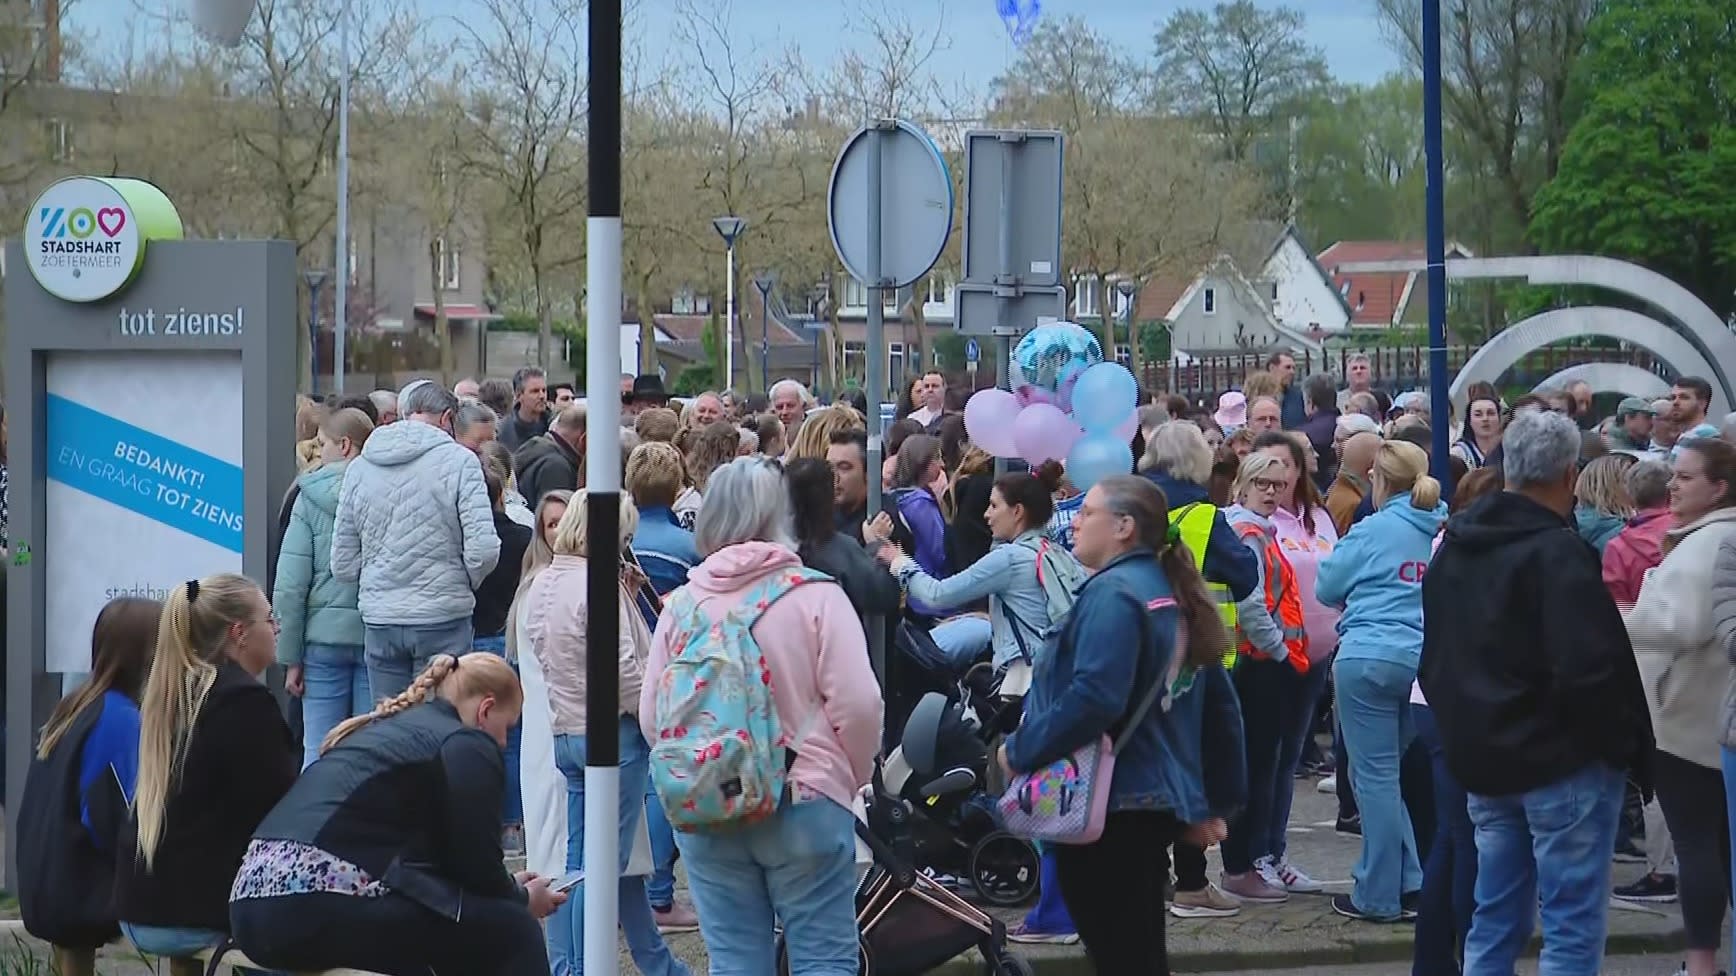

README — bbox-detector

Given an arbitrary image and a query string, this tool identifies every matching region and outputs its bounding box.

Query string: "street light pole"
[304,269,329,396]
[712,216,745,392]
[1117,279,1138,384]
[334,0,351,396]
[753,272,774,393]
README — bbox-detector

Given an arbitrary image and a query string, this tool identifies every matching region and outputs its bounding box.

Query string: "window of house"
[1270,282,1279,301]
[43,118,72,162]
[843,341,866,381]
[1115,344,1132,367]
[843,278,868,308]
[672,287,698,315]
[1202,287,1217,315]
[435,238,461,291]
[888,341,905,382]
[925,274,950,306]
[1073,275,1100,319]
[1111,285,1130,319]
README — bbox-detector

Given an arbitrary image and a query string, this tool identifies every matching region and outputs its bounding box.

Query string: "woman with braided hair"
[229,653,565,976]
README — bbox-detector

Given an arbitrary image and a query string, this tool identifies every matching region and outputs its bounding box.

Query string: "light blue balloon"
[1071,362,1139,433]
[1065,432,1134,493]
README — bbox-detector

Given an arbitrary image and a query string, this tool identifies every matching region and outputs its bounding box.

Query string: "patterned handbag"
[996,599,1186,844]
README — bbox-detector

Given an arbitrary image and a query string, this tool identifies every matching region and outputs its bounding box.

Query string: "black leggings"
[1054,811,1182,976]
[231,891,549,976]
[1652,751,1732,950]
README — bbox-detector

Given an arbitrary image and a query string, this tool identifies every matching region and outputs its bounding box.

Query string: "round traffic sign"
[827,120,953,290]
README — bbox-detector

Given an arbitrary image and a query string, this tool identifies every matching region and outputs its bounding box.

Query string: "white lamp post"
[712,216,745,391]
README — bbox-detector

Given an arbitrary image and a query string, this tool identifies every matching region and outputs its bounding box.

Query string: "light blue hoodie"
[1315,490,1447,669]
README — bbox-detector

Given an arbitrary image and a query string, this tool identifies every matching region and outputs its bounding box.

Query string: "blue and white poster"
[44,350,244,672]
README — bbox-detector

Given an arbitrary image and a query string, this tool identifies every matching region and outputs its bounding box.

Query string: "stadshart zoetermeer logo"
[25,177,150,303]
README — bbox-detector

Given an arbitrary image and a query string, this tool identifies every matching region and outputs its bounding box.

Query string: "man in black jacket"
[1420,408,1653,976]
[512,404,585,507]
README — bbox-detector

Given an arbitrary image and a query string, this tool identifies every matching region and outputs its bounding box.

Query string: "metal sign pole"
[992,136,1018,478]
[865,122,887,521]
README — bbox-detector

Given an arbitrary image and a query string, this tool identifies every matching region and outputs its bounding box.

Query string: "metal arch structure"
[1445,306,1729,417]
[1335,254,1736,412]
[1533,363,1671,402]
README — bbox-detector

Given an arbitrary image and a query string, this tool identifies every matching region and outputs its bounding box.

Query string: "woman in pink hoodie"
[640,457,882,976]
[1253,431,1340,894]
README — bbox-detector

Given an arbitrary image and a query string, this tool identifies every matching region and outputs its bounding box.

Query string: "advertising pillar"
[4,177,297,881]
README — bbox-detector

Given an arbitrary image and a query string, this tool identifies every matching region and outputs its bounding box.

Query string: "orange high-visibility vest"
[1233,521,1309,673]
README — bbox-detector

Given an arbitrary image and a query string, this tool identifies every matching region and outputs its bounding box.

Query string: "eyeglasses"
[1251,478,1286,493]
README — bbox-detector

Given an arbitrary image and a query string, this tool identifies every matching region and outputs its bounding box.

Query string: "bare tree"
[1154,0,1331,162]
[460,0,587,369]
[0,0,79,234]
[1375,0,1599,248]
[388,71,475,386]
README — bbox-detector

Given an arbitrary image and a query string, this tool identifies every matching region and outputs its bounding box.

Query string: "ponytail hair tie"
[1165,522,1183,547]
[185,579,200,602]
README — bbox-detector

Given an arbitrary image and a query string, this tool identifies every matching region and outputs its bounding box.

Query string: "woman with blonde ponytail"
[1316,440,1448,923]
[509,489,572,884]
[231,653,563,976]
[114,573,297,968]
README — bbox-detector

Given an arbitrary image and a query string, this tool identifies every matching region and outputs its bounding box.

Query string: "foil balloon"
[996,0,1041,45]
[1009,322,1103,404]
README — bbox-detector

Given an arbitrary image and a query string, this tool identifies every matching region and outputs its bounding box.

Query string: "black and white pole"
[584,0,623,974]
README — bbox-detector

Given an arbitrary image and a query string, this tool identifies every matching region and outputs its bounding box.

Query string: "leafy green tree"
[1530,0,1736,320]
[1294,76,1428,244]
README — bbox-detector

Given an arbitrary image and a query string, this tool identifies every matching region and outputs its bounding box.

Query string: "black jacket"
[945,473,995,576]
[17,698,131,948]
[116,662,298,932]
[800,532,902,618]
[473,512,532,638]
[245,699,523,921]
[1419,491,1654,797]
[513,431,580,508]
[494,408,550,453]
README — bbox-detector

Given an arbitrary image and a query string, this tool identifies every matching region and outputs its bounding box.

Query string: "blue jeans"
[932,615,993,670]
[675,797,861,976]
[1464,762,1626,976]
[1334,655,1422,918]
[645,783,679,909]
[1222,657,1291,873]
[363,616,474,702]
[1723,747,1736,953]
[122,922,280,975]
[1411,704,1476,976]
[1270,658,1331,862]
[549,719,689,976]
[298,642,370,770]
[472,635,523,826]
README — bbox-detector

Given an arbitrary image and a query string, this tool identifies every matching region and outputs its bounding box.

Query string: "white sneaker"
[1254,855,1284,892]
[1272,857,1324,893]
[1317,775,1337,794]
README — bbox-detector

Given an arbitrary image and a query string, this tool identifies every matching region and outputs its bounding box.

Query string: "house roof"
[650,312,809,347]
[1263,223,1354,321]
[1316,239,1472,326]
[1167,254,1323,353]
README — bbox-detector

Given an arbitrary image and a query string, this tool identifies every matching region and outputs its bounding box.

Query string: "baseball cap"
[1616,396,1654,419]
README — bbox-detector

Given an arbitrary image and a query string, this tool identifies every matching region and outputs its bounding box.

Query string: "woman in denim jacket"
[999,474,1243,976]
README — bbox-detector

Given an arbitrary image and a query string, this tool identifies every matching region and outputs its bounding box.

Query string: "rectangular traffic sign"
[961,130,1064,288]
[953,282,1067,336]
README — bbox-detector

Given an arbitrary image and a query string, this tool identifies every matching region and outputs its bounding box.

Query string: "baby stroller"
[778,693,1035,976]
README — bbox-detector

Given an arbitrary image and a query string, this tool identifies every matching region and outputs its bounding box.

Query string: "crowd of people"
[10,349,1736,976]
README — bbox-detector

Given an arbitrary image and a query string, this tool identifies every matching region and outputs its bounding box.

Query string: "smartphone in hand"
[551,871,585,894]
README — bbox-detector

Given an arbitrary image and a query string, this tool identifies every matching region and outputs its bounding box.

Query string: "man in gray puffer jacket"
[333,380,500,700]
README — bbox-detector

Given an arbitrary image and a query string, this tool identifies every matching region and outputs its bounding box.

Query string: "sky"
[75,0,1403,96]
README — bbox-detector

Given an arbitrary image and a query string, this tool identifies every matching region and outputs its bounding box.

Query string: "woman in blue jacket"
[274,407,374,768]
[1316,440,1447,923]
[999,475,1243,975]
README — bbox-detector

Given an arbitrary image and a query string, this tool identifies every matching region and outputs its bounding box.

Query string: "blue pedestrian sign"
[965,338,980,364]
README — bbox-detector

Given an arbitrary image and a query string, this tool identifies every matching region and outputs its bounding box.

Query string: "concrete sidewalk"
[0,780,1686,974]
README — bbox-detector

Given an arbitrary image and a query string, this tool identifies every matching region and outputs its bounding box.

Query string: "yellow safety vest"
[1169,501,1239,669]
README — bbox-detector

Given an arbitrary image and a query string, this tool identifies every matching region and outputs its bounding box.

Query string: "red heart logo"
[96,208,126,238]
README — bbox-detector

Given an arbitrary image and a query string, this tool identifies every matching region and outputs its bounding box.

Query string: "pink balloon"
[1015,384,1054,409]
[1113,410,1139,443]
[964,389,1022,458]
[1013,403,1085,465]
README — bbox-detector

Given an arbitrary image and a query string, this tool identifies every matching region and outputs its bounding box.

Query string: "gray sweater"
[1715,532,1736,748]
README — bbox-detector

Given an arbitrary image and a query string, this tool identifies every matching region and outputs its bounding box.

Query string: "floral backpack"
[649,567,831,831]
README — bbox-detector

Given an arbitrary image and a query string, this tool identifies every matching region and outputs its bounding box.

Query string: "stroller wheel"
[982,952,1035,976]
[776,932,873,976]
[966,831,1040,907]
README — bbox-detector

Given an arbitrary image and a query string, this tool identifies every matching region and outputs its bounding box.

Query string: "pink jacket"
[639,541,883,811]
[1270,504,1340,663]
[524,555,651,736]
[1603,508,1674,609]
